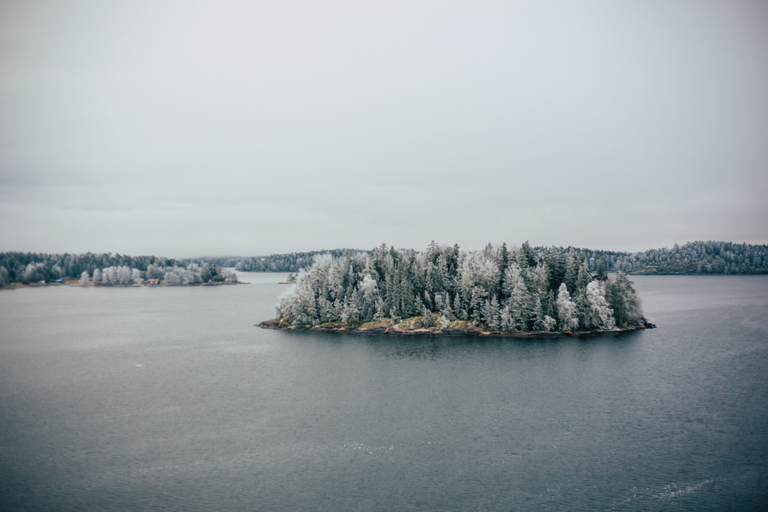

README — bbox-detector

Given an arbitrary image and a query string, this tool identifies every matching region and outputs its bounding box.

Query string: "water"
[0,274,766,511]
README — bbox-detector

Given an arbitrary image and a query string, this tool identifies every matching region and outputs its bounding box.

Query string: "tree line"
[229,249,363,272]
[275,242,646,332]
[192,241,768,275]
[79,263,236,286]
[592,241,768,274]
[0,251,235,286]
[2,240,765,287]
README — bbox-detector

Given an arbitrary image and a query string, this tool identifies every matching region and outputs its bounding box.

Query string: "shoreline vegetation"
[1,241,766,290]
[263,241,655,337]
[1,279,244,290]
[0,258,239,290]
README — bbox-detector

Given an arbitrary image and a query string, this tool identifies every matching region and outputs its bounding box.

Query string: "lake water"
[0,274,766,511]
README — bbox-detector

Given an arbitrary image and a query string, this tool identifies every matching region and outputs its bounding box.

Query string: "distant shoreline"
[1,280,246,290]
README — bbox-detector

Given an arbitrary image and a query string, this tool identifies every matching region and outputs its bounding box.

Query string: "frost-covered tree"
[606,273,644,327]
[358,274,380,321]
[23,262,47,283]
[276,270,318,325]
[340,294,361,324]
[271,242,647,333]
[79,271,89,285]
[422,305,436,327]
[556,283,579,332]
[483,296,501,330]
[146,264,164,280]
[585,280,616,330]
[439,293,454,321]
[507,270,534,330]
[499,304,515,331]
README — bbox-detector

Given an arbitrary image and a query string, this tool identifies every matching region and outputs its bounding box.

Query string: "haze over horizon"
[2,1,767,259]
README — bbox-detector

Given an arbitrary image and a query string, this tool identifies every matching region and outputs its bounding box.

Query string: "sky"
[1,0,767,258]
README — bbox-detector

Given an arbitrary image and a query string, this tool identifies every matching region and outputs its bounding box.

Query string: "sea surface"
[0,273,766,511]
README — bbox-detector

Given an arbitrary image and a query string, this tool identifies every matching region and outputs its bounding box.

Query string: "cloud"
[1,0,767,256]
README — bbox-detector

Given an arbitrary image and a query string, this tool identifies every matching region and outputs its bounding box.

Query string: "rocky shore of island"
[258,316,655,338]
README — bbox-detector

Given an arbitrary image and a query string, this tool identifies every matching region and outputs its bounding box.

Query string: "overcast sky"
[1,0,766,257]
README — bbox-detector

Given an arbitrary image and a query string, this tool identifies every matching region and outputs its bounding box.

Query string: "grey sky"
[2,0,766,257]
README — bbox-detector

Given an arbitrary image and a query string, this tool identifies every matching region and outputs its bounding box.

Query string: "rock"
[257,316,656,338]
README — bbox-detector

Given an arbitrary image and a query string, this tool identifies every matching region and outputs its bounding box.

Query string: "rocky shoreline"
[258,317,656,338]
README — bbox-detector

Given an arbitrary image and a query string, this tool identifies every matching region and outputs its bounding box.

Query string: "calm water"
[0,274,766,511]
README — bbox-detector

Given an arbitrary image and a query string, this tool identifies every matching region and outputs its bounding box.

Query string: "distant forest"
[1,241,766,286]
[0,252,235,286]
[551,241,768,275]
[217,249,362,273]
[230,241,768,275]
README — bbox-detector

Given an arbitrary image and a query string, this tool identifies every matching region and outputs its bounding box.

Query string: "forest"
[562,241,768,275]
[273,242,647,333]
[0,252,235,287]
[2,240,765,289]
[227,249,362,272]
[199,241,768,275]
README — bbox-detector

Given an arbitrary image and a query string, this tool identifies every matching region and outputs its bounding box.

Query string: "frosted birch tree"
[585,280,616,330]
[556,283,579,332]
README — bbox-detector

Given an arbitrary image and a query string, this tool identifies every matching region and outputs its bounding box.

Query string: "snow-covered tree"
[483,296,501,330]
[499,304,515,331]
[24,262,47,283]
[606,273,644,327]
[585,280,616,330]
[422,305,436,327]
[271,242,647,333]
[556,283,579,332]
[358,274,380,321]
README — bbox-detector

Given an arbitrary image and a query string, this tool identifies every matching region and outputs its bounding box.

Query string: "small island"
[260,241,654,337]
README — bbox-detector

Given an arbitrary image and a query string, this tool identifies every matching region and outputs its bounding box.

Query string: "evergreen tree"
[483,296,501,330]
[606,273,644,327]
[422,305,436,328]
[596,258,608,281]
[517,241,536,268]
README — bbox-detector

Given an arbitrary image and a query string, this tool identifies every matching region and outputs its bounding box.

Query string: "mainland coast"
[1,279,245,290]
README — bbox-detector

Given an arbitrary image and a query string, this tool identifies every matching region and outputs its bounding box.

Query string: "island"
[259,241,655,337]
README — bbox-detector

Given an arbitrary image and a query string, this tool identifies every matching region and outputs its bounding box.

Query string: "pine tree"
[606,273,644,327]
[517,240,536,268]
[563,252,581,292]
[483,296,501,330]
[596,258,607,281]
[469,286,487,325]
[422,305,436,328]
